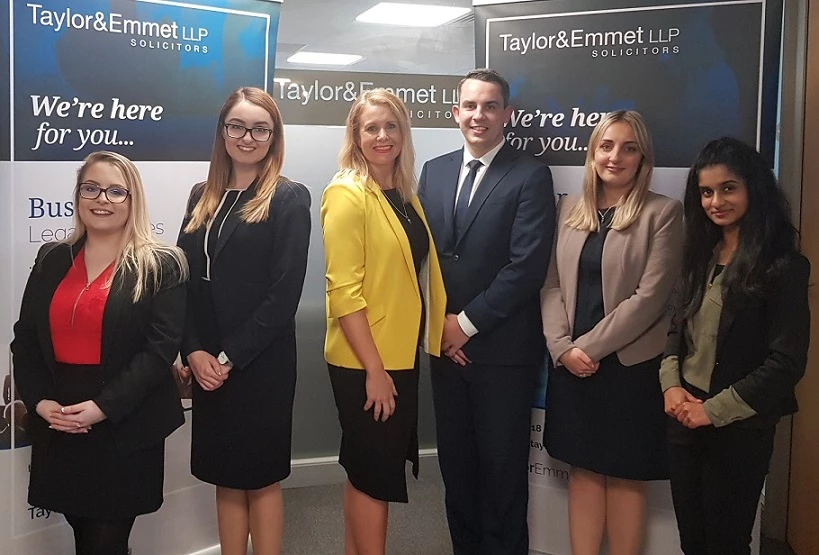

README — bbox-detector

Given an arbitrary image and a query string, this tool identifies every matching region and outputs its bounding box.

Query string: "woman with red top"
[11,151,188,555]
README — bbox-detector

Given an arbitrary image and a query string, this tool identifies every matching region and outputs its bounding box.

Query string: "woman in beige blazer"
[541,110,683,555]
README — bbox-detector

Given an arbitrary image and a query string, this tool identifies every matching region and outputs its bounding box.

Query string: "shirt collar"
[461,139,505,170]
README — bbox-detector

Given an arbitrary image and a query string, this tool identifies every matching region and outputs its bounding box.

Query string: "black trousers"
[430,356,536,555]
[667,417,775,555]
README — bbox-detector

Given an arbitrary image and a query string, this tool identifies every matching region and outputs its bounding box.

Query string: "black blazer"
[664,252,811,428]
[11,241,186,453]
[176,179,311,368]
[419,143,555,366]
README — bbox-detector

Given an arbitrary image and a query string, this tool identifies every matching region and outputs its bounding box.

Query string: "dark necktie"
[454,159,483,237]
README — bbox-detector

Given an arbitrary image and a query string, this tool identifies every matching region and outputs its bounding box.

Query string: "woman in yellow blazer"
[320,89,445,555]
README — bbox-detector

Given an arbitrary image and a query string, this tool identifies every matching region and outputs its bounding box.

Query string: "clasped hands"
[663,386,712,429]
[558,347,599,378]
[187,350,232,391]
[36,399,106,433]
[560,347,712,429]
[441,313,472,366]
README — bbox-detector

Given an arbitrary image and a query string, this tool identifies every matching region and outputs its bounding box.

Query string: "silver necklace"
[383,190,411,222]
[597,206,615,222]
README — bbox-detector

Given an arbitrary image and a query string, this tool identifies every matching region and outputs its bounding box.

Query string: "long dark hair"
[682,137,797,319]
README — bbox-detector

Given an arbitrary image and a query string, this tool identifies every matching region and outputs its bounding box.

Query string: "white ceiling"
[275,0,476,75]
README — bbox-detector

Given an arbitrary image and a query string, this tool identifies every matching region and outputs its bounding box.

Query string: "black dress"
[184,184,311,490]
[544,211,669,480]
[328,188,429,503]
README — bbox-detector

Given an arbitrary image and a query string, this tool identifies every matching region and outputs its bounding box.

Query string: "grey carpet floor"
[281,475,453,555]
[280,477,791,555]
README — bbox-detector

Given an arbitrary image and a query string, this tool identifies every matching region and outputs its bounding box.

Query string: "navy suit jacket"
[419,142,555,366]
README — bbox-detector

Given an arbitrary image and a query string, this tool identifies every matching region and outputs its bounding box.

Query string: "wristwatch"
[217,351,233,367]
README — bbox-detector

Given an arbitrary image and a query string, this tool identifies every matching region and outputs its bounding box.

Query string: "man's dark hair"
[457,68,510,107]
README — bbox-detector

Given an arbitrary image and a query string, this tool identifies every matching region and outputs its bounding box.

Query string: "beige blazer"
[541,191,683,367]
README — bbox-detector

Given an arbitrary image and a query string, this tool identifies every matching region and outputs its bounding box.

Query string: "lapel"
[440,150,462,251]
[369,178,420,297]
[213,180,258,262]
[179,184,206,278]
[190,224,206,278]
[100,270,132,371]
[716,291,738,355]
[705,250,738,355]
[454,143,517,248]
[35,243,82,374]
[599,224,625,314]
[560,223,589,329]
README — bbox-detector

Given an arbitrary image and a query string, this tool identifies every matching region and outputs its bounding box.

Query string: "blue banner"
[476,0,781,168]
[12,0,280,161]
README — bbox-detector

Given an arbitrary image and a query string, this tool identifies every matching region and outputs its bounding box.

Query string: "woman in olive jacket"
[661,137,810,554]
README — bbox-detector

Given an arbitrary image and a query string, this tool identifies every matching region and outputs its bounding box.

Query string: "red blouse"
[49,248,115,365]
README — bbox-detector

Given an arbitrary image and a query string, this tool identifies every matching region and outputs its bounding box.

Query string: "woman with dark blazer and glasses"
[177,87,310,555]
[12,151,188,555]
[661,137,810,554]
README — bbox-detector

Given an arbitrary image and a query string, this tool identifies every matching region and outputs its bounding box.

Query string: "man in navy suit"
[418,69,555,554]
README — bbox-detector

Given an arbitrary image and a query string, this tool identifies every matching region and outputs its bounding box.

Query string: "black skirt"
[189,349,296,490]
[189,280,297,490]
[28,364,165,520]
[328,358,419,503]
[544,354,669,481]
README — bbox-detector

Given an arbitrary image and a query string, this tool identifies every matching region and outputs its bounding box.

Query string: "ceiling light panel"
[287,52,363,66]
[356,2,471,27]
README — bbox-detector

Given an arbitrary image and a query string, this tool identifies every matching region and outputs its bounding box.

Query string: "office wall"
[789,0,819,552]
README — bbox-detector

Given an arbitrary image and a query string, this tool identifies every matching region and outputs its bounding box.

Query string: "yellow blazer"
[321,171,446,370]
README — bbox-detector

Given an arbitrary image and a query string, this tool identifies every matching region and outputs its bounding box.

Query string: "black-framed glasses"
[78,183,131,204]
[224,124,273,142]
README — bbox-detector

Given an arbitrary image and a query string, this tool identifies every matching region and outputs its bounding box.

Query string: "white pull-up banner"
[0,1,281,553]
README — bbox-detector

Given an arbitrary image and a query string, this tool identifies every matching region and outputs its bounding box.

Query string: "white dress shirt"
[453,139,506,211]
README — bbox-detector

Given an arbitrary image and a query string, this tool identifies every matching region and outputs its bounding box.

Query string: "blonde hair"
[67,151,188,302]
[337,88,416,201]
[565,110,655,232]
[184,87,285,232]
